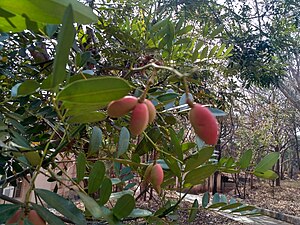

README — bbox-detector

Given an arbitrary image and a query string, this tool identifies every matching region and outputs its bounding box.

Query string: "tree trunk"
[290,152,294,179]
[212,139,221,194]
[250,173,254,189]
[275,145,280,186]
[294,124,300,170]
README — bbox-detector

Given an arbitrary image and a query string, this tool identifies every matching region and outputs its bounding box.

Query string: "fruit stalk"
[139,68,157,103]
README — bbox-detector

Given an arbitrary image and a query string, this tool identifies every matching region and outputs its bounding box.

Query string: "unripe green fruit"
[189,103,219,145]
[6,209,46,225]
[143,164,154,184]
[24,151,41,166]
[107,96,138,118]
[150,164,164,194]
[144,99,156,123]
[129,103,149,136]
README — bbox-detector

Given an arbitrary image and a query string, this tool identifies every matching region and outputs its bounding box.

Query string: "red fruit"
[189,103,219,145]
[129,103,149,136]
[144,99,156,123]
[6,209,46,225]
[107,96,138,118]
[150,164,164,194]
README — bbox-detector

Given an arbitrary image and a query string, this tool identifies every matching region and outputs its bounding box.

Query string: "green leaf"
[13,80,40,96]
[216,43,226,57]
[88,126,102,156]
[239,149,252,169]
[255,152,279,173]
[77,192,120,224]
[45,24,58,37]
[98,177,112,206]
[208,45,219,58]
[112,194,135,220]
[169,128,183,161]
[0,0,97,27]
[0,204,20,223]
[68,111,106,124]
[207,202,227,209]
[188,199,199,222]
[254,170,278,180]
[176,25,193,36]
[136,127,161,155]
[219,203,243,211]
[35,189,86,225]
[225,157,235,167]
[196,136,205,149]
[202,192,209,208]
[166,21,175,51]
[192,41,203,62]
[110,190,134,200]
[157,93,178,103]
[31,203,65,225]
[111,178,122,185]
[129,209,152,218]
[175,17,184,32]
[125,182,136,190]
[181,142,196,152]
[76,152,86,182]
[57,77,131,105]
[210,24,224,38]
[231,205,256,213]
[229,198,237,204]
[220,194,228,203]
[76,51,91,67]
[63,102,101,116]
[221,168,239,174]
[208,107,227,117]
[164,156,181,178]
[24,151,41,166]
[0,8,42,32]
[185,147,214,172]
[184,165,217,186]
[117,127,130,157]
[174,38,192,45]
[88,161,105,194]
[199,46,208,60]
[150,19,168,33]
[223,45,234,57]
[50,5,75,89]
[11,131,32,150]
[202,22,209,37]
[212,193,220,203]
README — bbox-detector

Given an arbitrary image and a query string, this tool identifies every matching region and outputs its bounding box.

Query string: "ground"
[237,179,300,217]
[132,191,242,225]
[72,179,300,224]
[132,179,300,224]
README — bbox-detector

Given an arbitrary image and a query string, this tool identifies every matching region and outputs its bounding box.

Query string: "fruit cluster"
[6,209,46,225]
[107,96,219,195]
[107,96,156,136]
[107,96,219,145]
[143,163,164,194]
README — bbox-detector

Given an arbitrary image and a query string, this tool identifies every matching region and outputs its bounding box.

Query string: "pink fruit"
[129,103,149,136]
[189,103,219,145]
[150,164,164,194]
[6,209,46,225]
[144,99,156,123]
[107,96,138,118]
